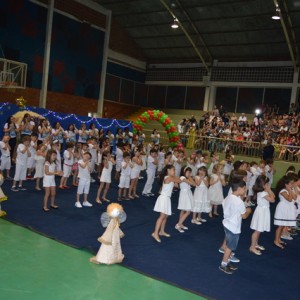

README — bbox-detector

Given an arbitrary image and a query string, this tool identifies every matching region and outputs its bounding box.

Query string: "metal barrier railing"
[142,129,300,162]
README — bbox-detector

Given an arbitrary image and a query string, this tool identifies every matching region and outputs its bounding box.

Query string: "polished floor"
[0,219,204,300]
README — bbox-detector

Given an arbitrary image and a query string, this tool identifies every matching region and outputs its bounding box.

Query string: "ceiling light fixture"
[272,5,281,20]
[171,18,179,29]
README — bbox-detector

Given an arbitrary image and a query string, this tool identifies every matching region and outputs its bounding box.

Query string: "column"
[39,0,55,108]
[97,11,112,117]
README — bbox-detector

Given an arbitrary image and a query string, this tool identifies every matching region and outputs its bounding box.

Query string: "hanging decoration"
[133,109,183,149]
[16,97,27,110]
[0,102,132,133]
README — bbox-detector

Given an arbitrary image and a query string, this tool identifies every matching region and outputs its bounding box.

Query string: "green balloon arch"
[133,109,183,149]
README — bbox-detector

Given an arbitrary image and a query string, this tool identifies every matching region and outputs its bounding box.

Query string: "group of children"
[151,150,300,275]
[1,131,299,276]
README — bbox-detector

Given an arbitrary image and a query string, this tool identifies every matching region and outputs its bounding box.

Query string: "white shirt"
[16,144,29,165]
[0,141,10,157]
[116,148,123,164]
[147,156,157,172]
[121,160,131,176]
[4,122,19,138]
[29,140,37,156]
[78,159,91,179]
[63,150,74,166]
[222,194,246,234]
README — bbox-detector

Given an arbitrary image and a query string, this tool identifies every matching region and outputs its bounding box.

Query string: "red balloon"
[157,112,163,119]
[166,118,171,124]
[170,126,176,133]
[147,110,154,115]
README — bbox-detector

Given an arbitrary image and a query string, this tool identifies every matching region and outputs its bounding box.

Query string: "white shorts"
[0,156,11,170]
[63,164,72,178]
[77,178,90,194]
[119,175,130,188]
[43,176,56,187]
[14,163,27,181]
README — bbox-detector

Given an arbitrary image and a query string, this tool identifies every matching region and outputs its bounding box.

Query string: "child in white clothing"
[118,152,133,201]
[75,152,93,208]
[27,133,38,179]
[59,142,74,189]
[152,165,182,242]
[12,136,31,191]
[175,166,196,232]
[0,135,11,179]
[96,150,115,203]
[142,149,158,197]
[129,148,143,199]
[43,150,63,211]
[192,166,210,224]
[249,175,275,255]
[208,163,226,217]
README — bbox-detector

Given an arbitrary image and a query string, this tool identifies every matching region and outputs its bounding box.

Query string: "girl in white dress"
[43,150,62,212]
[175,167,196,233]
[186,152,197,177]
[249,175,275,255]
[274,175,297,249]
[208,151,219,176]
[129,148,143,199]
[208,163,226,217]
[34,144,47,191]
[192,166,210,224]
[96,150,115,204]
[152,165,182,243]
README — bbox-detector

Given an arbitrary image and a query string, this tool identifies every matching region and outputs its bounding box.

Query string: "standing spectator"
[262,139,275,161]
[3,116,19,157]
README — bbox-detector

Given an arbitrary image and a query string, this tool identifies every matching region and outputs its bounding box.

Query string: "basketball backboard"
[0,58,27,89]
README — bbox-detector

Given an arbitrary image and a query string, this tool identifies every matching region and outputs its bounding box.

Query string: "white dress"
[178,177,193,211]
[274,189,296,227]
[43,162,56,187]
[130,161,141,179]
[192,176,210,213]
[154,176,174,215]
[100,161,113,183]
[250,191,271,232]
[208,174,224,205]
[34,155,45,178]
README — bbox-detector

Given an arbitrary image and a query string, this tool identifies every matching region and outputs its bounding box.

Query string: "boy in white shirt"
[11,136,31,191]
[0,135,11,179]
[219,179,251,274]
[59,142,74,189]
[142,149,158,197]
[118,152,133,200]
[75,152,93,208]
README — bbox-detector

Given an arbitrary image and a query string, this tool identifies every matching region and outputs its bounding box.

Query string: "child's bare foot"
[35,187,41,191]
[95,198,102,204]
[103,198,110,202]
[89,257,100,264]
[134,194,139,198]
[209,212,213,218]
[249,247,262,255]
[128,195,134,199]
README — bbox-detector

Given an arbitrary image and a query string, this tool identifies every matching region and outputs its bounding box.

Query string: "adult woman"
[52,122,65,145]
[38,119,51,145]
[89,123,99,140]
[78,123,89,144]
[3,116,19,157]
[65,124,78,143]
[20,113,35,138]
[151,129,160,145]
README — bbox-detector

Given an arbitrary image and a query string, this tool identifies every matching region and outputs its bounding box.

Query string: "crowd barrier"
[142,129,300,162]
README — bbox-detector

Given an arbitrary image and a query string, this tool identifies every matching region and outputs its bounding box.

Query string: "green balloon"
[165,124,171,130]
